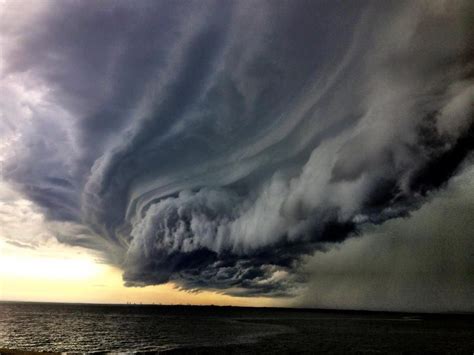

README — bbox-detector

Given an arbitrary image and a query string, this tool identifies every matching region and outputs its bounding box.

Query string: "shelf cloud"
[1,0,473,298]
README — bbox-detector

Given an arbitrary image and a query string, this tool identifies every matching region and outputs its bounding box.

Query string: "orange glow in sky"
[0,240,284,307]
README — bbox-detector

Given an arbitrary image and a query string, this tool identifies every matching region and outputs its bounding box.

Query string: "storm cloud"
[1,0,473,298]
[294,163,474,312]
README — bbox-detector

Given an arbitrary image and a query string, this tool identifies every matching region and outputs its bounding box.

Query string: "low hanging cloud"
[1,0,473,297]
[293,163,474,312]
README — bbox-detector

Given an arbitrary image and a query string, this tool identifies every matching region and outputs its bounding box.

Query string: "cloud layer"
[1,0,473,297]
[294,163,474,312]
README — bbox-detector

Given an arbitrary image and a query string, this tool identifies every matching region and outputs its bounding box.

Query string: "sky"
[0,0,473,312]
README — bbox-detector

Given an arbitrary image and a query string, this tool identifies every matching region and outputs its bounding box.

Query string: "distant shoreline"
[1,299,472,317]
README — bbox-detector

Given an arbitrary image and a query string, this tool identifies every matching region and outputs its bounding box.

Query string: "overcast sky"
[1,0,473,311]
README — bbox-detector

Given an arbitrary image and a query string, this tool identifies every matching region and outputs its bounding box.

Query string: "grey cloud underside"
[2,0,474,296]
[294,164,474,312]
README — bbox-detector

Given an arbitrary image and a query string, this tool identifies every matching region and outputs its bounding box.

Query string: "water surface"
[1,302,473,353]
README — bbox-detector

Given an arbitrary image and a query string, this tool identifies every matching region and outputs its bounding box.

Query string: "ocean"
[0,301,473,354]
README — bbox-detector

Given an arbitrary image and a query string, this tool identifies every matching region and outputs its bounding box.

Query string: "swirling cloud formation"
[1,0,473,296]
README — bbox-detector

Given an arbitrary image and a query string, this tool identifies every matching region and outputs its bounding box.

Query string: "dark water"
[1,302,473,354]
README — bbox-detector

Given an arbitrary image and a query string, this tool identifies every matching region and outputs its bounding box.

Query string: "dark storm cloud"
[1,0,473,297]
[294,163,474,312]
